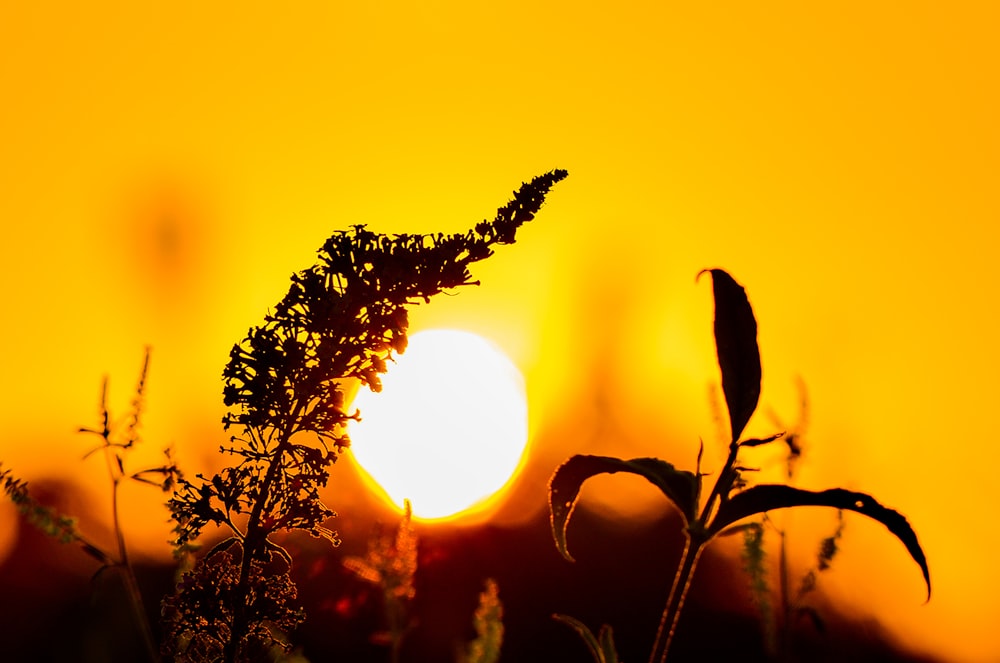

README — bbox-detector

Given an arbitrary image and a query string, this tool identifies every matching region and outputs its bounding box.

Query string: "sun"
[348,329,529,521]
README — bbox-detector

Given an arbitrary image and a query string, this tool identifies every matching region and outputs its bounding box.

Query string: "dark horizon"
[0,479,939,663]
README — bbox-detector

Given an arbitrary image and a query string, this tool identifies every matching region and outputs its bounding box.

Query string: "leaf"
[597,623,620,663]
[549,455,700,562]
[739,432,784,448]
[553,615,620,663]
[699,269,761,442]
[553,615,605,663]
[709,484,931,600]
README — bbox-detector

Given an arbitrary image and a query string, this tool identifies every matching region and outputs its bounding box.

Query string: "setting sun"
[2,2,999,661]
[348,329,528,521]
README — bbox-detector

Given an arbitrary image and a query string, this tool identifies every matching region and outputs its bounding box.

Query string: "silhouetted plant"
[548,269,931,663]
[1,348,181,662]
[162,169,567,662]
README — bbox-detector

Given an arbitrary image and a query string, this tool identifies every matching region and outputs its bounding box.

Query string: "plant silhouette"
[548,268,930,663]
[2,348,181,661]
[162,169,567,662]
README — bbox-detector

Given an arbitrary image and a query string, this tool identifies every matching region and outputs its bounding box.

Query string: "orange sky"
[1,3,998,662]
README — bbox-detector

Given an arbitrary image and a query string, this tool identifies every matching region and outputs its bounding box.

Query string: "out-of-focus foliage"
[464,578,504,663]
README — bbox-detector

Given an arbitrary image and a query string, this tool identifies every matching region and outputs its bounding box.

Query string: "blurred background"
[0,2,997,662]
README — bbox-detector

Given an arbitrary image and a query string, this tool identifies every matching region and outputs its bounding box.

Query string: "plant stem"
[104,448,161,663]
[698,442,740,529]
[649,439,743,663]
[778,526,790,660]
[648,537,704,663]
[223,419,299,663]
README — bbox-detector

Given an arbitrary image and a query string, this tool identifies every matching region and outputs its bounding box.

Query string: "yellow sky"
[1,3,998,661]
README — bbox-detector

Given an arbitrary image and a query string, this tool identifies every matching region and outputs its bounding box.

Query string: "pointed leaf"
[204,536,240,560]
[700,269,761,442]
[549,454,699,561]
[598,624,620,663]
[709,484,930,600]
[553,614,604,663]
[739,432,784,448]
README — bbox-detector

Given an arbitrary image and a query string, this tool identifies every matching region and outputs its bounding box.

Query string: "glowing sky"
[1,3,998,661]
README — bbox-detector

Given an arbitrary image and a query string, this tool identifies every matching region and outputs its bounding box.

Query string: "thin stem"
[648,537,705,663]
[104,447,160,663]
[648,439,743,663]
[697,442,740,530]
[778,525,790,660]
[223,415,301,663]
[389,601,404,663]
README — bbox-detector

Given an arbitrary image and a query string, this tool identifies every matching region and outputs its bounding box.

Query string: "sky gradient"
[1,3,997,661]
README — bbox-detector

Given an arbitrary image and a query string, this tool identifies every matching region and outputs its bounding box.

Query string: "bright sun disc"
[348,329,528,521]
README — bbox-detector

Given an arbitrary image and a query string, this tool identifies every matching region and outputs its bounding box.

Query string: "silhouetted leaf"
[709,484,930,600]
[700,269,761,442]
[549,455,699,561]
[553,615,618,663]
[598,624,619,663]
[739,432,784,448]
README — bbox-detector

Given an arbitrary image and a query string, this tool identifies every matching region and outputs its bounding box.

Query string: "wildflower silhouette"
[163,169,567,662]
[549,268,930,663]
[2,348,181,662]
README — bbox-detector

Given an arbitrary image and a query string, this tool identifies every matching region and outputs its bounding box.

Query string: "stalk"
[222,434,287,663]
[649,439,741,663]
[223,405,302,663]
[648,537,705,663]
[778,526,790,660]
[104,446,161,663]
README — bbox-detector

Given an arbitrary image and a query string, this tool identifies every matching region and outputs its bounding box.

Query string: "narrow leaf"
[553,614,604,663]
[549,455,699,562]
[739,432,784,448]
[204,536,240,560]
[598,624,620,663]
[700,269,761,442]
[709,484,930,600]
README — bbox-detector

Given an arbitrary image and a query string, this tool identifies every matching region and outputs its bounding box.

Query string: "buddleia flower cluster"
[161,549,304,663]
[163,170,567,662]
